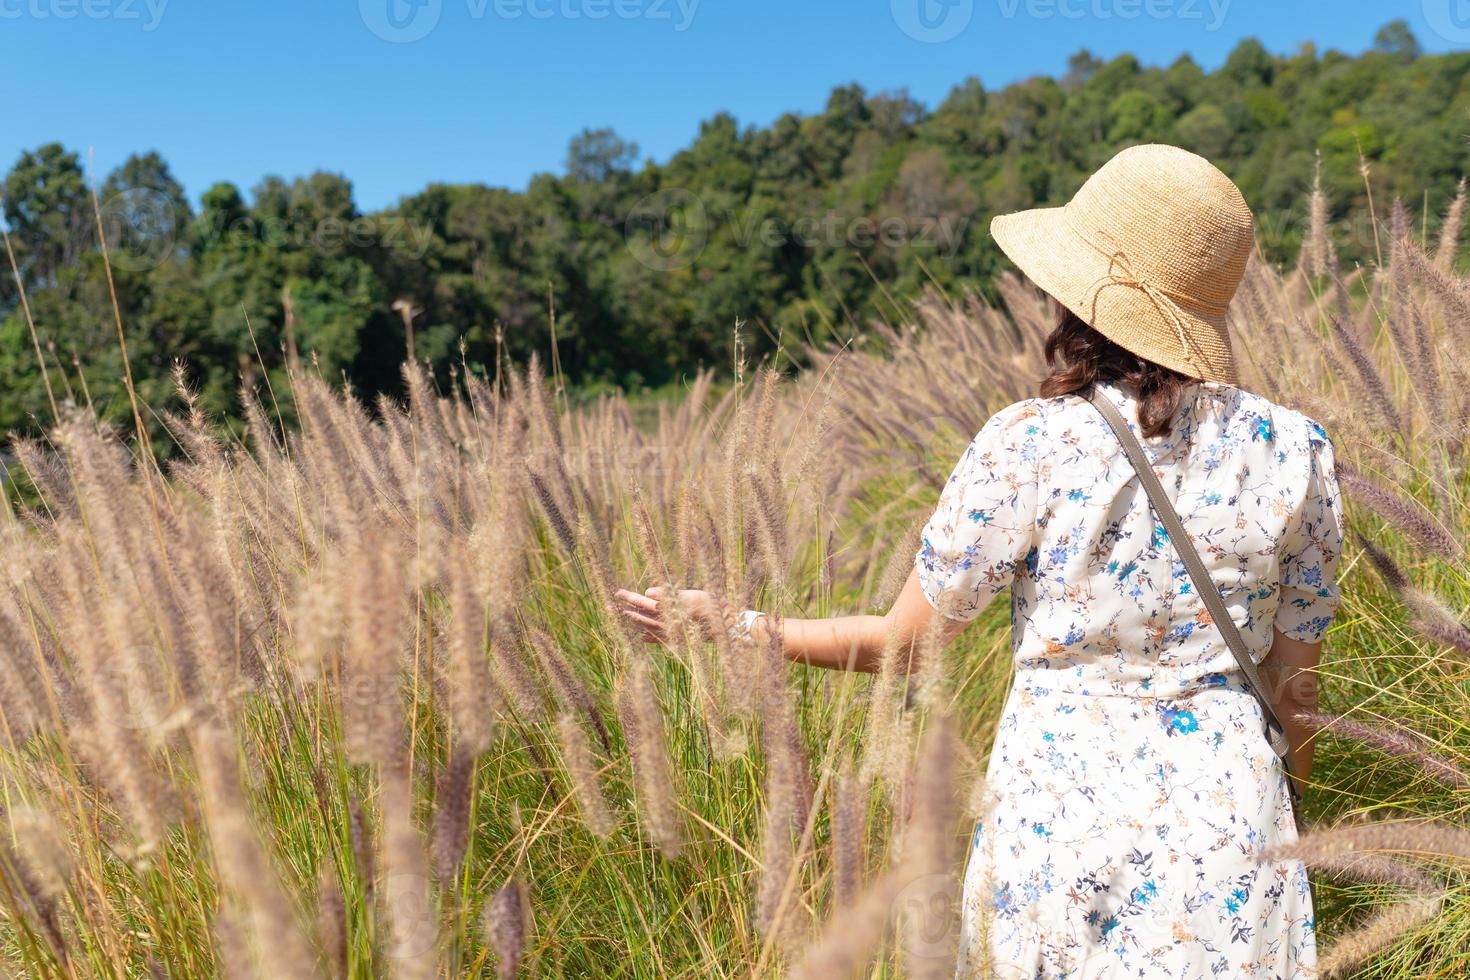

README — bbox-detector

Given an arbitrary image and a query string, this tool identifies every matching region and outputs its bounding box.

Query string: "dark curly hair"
[1037,300,1196,439]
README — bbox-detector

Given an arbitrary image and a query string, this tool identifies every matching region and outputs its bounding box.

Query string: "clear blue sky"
[0,1,1455,211]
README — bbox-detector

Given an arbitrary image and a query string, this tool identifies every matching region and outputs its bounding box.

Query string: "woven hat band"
[1061,215,1227,317]
[1062,194,1252,311]
[1088,285,1237,382]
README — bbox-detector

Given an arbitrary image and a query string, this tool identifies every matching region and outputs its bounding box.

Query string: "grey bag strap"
[1084,385,1300,801]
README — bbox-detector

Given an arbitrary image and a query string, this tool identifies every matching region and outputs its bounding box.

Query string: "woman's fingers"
[621,607,663,631]
[620,608,666,644]
[615,587,694,645]
[615,588,660,613]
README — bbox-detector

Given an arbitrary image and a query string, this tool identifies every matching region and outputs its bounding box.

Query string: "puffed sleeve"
[1274,418,1345,643]
[913,400,1042,622]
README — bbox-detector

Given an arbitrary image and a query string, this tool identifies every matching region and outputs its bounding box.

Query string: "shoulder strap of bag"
[1084,385,1300,801]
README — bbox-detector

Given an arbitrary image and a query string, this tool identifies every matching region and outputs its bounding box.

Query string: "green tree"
[3,144,89,288]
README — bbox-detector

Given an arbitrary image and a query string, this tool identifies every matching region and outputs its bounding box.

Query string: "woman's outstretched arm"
[614,568,968,674]
[617,404,1036,674]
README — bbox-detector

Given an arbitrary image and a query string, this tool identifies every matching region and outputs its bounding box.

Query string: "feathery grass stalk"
[528,626,608,749]
[1303,151,1336,280]
[576,515,639,665]
[379,763,438,979]
[488,628,544,724]
[787,870,906,980]
[192,720,319,978]
[554,711,618,839]
[528,471,576,555]
[860,619,919,793]
[446,555,498,753]
[831,763,867,909]
[316,862,348,980]
[348,790,377,909]
[896,715,962,979]
[0,835,68,970]
[1435,178,1465,271]
[1336,468,1463,561]
[484,878,529,980]
[431,745,478,881]
[616,659,683,859]
[1329,316,1403,435]
[1297,710,1470,790]
[1308,852,1440,893]
[1356,534,1470,656]
[342,535,407,767]
[1265,820,1470,867]
[1318,892,1442,980]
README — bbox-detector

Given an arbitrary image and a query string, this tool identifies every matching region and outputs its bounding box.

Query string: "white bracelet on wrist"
[732,609,766,641]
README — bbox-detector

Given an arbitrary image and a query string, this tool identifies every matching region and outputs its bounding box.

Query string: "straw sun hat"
[991,143,1254,385]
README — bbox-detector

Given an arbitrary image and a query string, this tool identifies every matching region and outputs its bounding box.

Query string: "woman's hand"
[614,586,716,645]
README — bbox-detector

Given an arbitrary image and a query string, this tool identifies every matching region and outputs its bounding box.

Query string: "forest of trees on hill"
[1,19,1466,440]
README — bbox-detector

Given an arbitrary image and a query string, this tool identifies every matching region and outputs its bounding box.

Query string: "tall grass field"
[0,180,1468,978]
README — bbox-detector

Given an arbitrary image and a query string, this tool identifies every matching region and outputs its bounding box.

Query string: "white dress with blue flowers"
[915,379,1343,979]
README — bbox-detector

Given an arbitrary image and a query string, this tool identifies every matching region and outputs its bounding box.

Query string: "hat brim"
[991,207,1238,385]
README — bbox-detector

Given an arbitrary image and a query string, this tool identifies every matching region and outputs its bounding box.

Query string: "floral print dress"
[914,379,1344,979]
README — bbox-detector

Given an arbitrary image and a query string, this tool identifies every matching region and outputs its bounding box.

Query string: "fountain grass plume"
[1336,466,1463,561]
[554,711,618,839]
[1264,819,1470,869]
[484,878,529,980]
[446,552,498,753]
[831,762,868,909]
[1355,532,1470,657]
[430,744,478,882]
[1319,892,1443,980]
[527,625,608,750]
[1296,709,1470,791]
[787,869,905,980]
[616,658,683,859]
[1435,178,1466,271]
[316,861,348,980]
[1329,316,1404,435]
